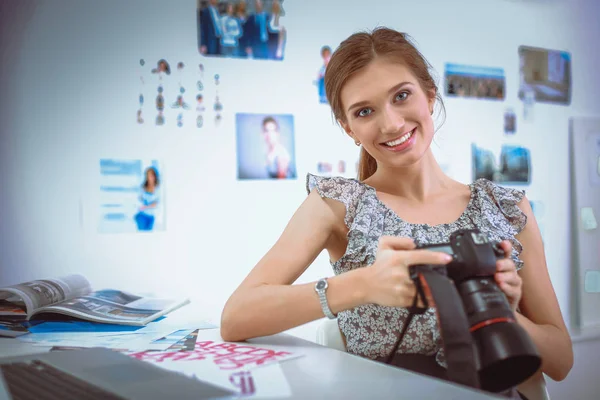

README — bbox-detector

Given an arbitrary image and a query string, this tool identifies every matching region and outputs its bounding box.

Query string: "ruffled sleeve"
[306,173,366,228]
[473,179,528,269]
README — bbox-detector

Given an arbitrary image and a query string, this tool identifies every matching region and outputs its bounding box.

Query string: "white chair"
[315,318,346,352]
[315,319,550,400]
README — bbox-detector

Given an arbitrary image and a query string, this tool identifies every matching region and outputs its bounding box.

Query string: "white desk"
[0,312,503,399]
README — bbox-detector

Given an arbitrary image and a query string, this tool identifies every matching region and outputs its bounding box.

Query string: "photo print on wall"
[314,45,332,104]
[472,143,531,185]
[236,113,297,180]
[98,159,165,233]
[504,108,516,135]
[518,45,571,105]
[445,63,505,100]
[197,0,286,61]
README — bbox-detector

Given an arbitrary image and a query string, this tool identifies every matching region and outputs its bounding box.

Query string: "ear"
[427,89,437,115]
[338,119,355,141]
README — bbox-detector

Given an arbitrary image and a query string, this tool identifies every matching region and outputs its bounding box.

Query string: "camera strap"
[414,268,481,389]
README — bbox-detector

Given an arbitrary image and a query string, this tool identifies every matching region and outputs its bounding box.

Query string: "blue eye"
[357,108,373,117]
[395,91,410,102]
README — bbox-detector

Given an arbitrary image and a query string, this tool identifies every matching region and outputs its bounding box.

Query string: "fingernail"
[444,255,453,262]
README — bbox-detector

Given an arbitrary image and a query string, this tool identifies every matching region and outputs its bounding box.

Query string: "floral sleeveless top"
[306,173,527,367]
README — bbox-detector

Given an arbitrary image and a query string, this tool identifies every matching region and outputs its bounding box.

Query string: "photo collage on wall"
[136,58,223,128]
[445,45,572,190]
[98,159,165,234]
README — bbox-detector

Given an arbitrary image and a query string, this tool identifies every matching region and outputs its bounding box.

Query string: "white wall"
[1,0,599,398]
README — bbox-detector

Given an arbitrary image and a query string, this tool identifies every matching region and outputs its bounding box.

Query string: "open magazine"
[0,274,189,326]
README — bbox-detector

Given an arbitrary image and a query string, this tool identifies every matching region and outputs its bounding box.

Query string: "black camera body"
[410,229,542,392]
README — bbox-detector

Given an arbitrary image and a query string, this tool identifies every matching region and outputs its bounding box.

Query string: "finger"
[495,271,522,287]
[378,236,416,251]
[402,249,453,267]
[496,258,517,272]
[498,240,513,258]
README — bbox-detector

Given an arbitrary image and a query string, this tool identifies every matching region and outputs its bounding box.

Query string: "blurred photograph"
[98,159,165,233]
[236,113,296,180]
[445,63,505,100]
[472,144,531,185]
[518,46,571,105]
[504,108,516,134]
[197,0,287,60]
[315,45,332,104]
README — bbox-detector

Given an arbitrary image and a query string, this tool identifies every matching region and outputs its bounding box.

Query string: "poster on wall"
[314,45,332,104]
[518,46,571,105]
[197,0,286,61]
[472,143,531,185]
[444,63,505,100]
[236,113,297,180]
[98,159,165,233]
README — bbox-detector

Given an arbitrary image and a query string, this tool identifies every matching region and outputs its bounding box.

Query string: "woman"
[261,116,294,179]
[134,167,160,231]
[267,0,286,60]
[219,2,242,57]
[221,28,572,398]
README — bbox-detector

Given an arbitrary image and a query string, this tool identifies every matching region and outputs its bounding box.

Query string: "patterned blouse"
[306,173,527,368]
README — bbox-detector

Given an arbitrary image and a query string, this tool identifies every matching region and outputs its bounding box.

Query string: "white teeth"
[384,129,414,147]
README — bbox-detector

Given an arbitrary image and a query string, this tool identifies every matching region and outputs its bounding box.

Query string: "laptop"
[0,347,236,400]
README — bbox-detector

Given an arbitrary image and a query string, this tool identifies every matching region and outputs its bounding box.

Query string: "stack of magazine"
[0,274,189,337]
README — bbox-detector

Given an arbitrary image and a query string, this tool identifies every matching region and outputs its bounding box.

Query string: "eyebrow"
[346,81,414,113]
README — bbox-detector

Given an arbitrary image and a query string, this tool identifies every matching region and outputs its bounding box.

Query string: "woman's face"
[159,61,167,72]
[146,169,156,185]
[339,57,435,170]
[263,121,280,146]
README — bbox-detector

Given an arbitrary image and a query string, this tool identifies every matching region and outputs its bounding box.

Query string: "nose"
[379,105,406,136]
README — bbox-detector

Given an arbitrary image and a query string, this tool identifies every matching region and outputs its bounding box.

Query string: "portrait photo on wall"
[236,113,297,180]
[445,63,505,100]
[197,0,286,61]
[98,159,165,233]
[518,45,571,105]
[315,45,332,104]
[472,143,531,185]
[504,108,516,135]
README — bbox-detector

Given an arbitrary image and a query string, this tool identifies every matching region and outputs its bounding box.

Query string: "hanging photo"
[314,45,331,104]
[236,113,296,180]
[472,143,531,185]
[504,108,516,135]
[98,159,165,233]
[518,46,571,105]
[197,0,287,61]
[445,63,505,100]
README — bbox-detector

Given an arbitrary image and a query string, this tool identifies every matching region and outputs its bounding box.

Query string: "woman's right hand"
[362,236,453,308]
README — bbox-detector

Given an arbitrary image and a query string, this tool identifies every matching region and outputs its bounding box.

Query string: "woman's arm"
[516,197,574,381]
[220,190,367,342]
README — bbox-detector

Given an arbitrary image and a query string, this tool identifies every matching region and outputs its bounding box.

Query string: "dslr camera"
[389,229,541,393]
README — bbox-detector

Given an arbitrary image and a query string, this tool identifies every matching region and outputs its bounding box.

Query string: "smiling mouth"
[381,128,416,147]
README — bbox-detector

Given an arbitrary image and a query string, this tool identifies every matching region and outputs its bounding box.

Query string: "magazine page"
[0,274,92,318]
[33,289,190,326]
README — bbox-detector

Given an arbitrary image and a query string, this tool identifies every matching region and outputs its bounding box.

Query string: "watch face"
[316,280,327,290]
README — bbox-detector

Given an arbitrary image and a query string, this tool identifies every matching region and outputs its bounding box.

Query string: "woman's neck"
[365,149,453,202]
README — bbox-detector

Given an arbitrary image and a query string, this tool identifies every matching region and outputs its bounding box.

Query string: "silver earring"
[355,141,361,146]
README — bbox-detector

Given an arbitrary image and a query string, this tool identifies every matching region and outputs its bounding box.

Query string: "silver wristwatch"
[315,278,336,319]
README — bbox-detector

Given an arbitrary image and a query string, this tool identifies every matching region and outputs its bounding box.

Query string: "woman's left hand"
[494,240,523,313]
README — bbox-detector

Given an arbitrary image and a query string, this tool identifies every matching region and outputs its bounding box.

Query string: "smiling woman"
[325,29,445,181]
[221,27,573,400]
